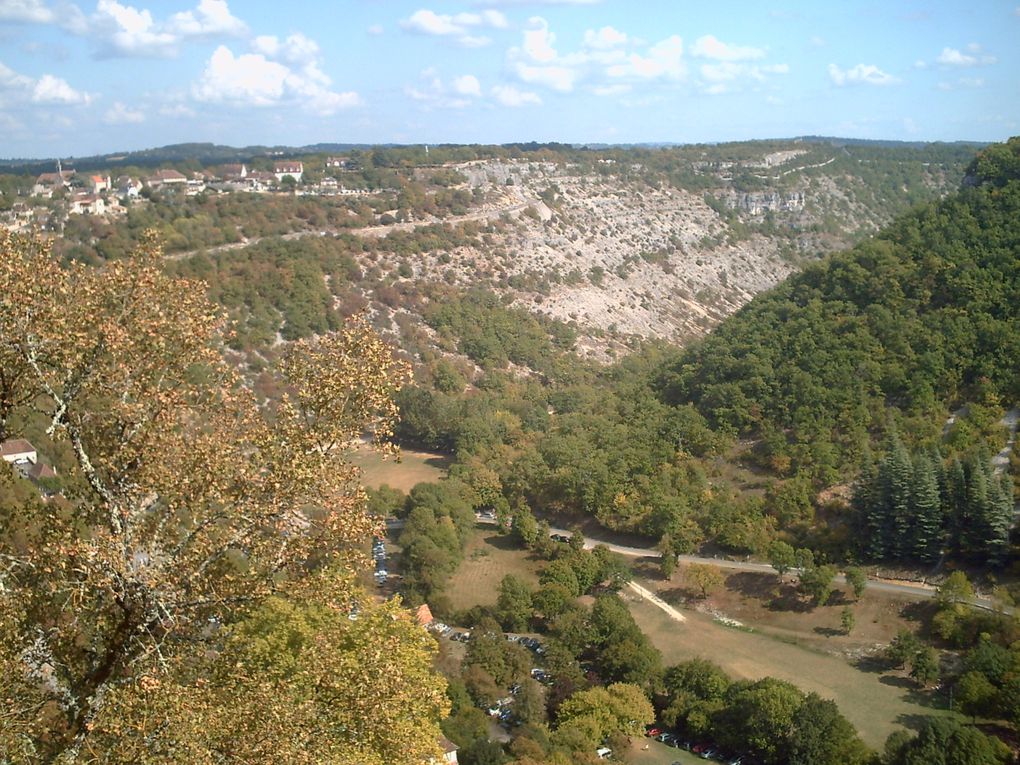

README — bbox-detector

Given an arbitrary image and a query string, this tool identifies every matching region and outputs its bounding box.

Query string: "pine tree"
[882,438,914,560]
[944,457,967,556]
[910,453,943,563]
[962,456,990,558]
[983,475,1013,566]
[854,461,887,559]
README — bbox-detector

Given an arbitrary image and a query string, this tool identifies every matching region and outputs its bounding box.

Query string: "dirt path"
[627,580,686,622]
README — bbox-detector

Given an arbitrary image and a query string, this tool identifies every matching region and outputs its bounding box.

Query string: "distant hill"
[0,136,987,174]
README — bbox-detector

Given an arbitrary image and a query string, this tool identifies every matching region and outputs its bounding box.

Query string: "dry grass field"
[349,445,449,491]
[446,530,543,611]
[438,528,949,749]
[624,585,954,750]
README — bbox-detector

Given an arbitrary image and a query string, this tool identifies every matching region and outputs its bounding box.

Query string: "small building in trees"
[1,438,37,465]
[429,735,458,765]
[274,161,304,183]
[415,603,434,627]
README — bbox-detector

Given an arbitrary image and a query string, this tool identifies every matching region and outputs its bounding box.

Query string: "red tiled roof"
[0,438,35,457]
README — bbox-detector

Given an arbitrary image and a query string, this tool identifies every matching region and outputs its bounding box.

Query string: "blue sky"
[0,0,1018,158]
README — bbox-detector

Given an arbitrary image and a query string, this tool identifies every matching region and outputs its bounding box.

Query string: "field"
[624,585,953,750]
[349,444,449,491]
[446,530,543,611]
[626,739,700,764]
[440,532,952,750]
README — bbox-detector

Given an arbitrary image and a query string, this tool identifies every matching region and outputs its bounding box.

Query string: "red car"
[646,727,663,737]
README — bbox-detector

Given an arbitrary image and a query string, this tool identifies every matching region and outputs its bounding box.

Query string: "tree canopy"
[0,230,448,763]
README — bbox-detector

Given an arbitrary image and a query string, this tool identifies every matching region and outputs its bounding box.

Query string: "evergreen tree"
[961,456,989,557]
[854,461,886,559]
[944,457,968,555]
[883,438,914,560]
[910,452,943,563]
[982,475,1013,566]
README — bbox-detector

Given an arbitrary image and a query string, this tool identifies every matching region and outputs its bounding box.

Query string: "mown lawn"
[446,530,543,611]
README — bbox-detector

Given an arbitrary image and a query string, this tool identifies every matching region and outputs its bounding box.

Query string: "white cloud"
[452,74,481,97]
[400,8,506,47]
[698,61,787,93]
[0,0,55,23]
[491,84,541,106]
[606,35,685,80]
[252,33,319,66]
[936,46,996,67]
[515,61,577,92]
[0,60,91,106]
[103,100,144,123]
[937,77,985,91]
[193,44,360,114]
[592,83,630,96]
[583,25,627,49]
[32,73,90,103]
[92,0,178,57]
[522,16,557,62]
[478,10,508,29]
[48,0,248,57]
[404,68,472,108]
[828,63,898,86]
[158,102,196,118]
[0,60,34,90]
[691,34,765,61]
[165,0,245,37]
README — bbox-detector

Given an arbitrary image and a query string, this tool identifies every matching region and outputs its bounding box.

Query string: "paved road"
[388,515,1002,611]
[546,525,1010,611]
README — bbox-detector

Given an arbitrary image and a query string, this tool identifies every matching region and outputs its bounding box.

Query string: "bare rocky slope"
[364,143,966,358]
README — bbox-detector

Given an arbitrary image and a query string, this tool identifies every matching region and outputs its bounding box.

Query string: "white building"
[274,161,304,183]
[1,439,37,465]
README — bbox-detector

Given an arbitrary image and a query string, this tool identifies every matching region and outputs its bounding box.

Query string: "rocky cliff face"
[725,191,806,215]
[361,145,967,360]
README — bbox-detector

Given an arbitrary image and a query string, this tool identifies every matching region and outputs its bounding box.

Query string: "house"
[27,462,57,481]
[90,174,111,194]
[245,171,277,192]
[429,736,458,765]
[147,169,188,188]
[32,170,73,198]
[219,163,247,181]
[185,178,207,195]
[1,439,37,465]
[415,604,434,627]
[274,161,304,183]
[116,176,143,198]
[68,194,106,215]
[325,156,353,169]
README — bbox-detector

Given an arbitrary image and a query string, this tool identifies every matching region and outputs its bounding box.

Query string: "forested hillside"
[657,138,1020,484]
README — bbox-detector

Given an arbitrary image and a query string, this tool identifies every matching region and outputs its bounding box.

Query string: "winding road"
[544,525,1010,612]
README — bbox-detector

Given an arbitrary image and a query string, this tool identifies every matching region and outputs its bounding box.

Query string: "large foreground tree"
[0,230,447,763]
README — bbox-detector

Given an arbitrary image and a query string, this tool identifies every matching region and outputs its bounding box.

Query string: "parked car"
[596,747,612,759]
[645,727,663,738]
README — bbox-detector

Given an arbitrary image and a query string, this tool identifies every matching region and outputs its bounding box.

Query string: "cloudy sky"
[1,0,1018,158]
